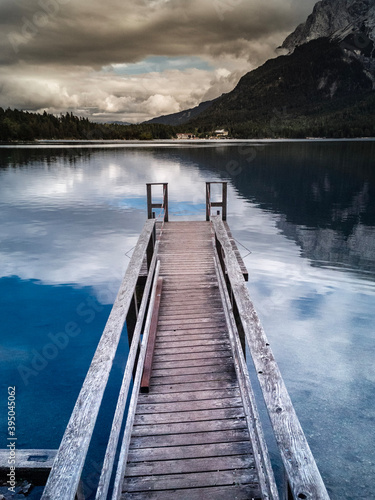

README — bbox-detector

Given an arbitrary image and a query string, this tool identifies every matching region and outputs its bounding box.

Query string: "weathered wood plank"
[212,216,330,500]
[134,407,245,425]
[158,309,224,319]
[0,449,57,483]
[41,219,156,500]
[131,417,247,436]
[159,302,223,313]
[151,362,233,378]
[125,454,254,477]
[127,440,253,462]
[141,277,163,393]
[157,318,225,328]
[156,326,227,336]
[124,468,258,492]
[137,388,241,404]
[135,396,243,414]
[122,484,261,500]
[152,344,230,356]
[151,356,232,370]
[129,428,250,449]
[150,371,236,386]
[143,380,239,395]
[122,485,261,500]
[152,351,231,362]
[154,339,231,351]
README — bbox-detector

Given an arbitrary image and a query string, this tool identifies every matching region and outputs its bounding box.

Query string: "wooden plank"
[41,219,156,500]
[212,216,330,500]
[124,468,258,492]
[152,344,230,356]
[150,371,236,386]
[145,379,239,394]
[129,428,250,449]
[152,351,231,362]
[157,318,225,328]
[127,441,253,462]
[137,388,241,404]
[135,397,243,414]
[134,407,245,425]
[156,327,227,336]
[125,454,254,477]
[131,418,247,436]
[154,338,230,349]
[152,356,232,370]
[0,449,57,483]
[122,485,261,500]
[159,302,223,313]
[158,309,224,318]
[147,362,234,378]
[141,277,163,393]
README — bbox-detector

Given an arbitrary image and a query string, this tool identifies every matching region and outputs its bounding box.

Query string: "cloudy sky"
[0,0,317,123]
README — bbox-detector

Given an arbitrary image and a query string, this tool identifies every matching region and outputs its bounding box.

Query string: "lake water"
[0,140,374,499]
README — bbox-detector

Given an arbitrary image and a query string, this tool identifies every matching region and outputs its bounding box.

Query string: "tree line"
[0,108,177,141]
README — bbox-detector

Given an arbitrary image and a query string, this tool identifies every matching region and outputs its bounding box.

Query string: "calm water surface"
[0,141,374,499]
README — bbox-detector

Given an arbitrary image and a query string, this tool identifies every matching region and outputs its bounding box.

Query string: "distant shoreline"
[1,137,375,148]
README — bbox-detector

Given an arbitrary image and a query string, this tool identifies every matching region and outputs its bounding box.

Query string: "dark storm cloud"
[0,0,317,121]
[1,0,316,66]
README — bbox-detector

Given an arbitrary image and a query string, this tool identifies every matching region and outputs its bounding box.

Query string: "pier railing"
[41,220,161,500]
[211,215,330,500]
[146,182,168,221]
[206,181,227,221]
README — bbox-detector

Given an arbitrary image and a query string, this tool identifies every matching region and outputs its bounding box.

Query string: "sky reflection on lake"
[0,142,374,499]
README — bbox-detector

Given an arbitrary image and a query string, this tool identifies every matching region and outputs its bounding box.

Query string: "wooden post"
[163,183,169,222]
[206,182,211,221]
[222,182,228,221]
[146,184,152,219]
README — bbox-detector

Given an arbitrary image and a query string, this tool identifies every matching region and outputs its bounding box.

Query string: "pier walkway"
[122,220,270,499]
[31,183,329,500]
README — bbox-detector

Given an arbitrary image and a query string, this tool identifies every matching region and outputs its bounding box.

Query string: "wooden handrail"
[41,219,156,500]
[111,261,162,500]
[95,256,162,498]
[211,216,330,500]
[213,255,279,500]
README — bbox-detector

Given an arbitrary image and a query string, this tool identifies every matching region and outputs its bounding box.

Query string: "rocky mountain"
[186,37,374,138]
[282,0,375,51]
[143,0,375,138]
[281,0,375,76]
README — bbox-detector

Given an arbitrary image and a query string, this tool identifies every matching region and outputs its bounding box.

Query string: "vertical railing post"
[206,182,211,221]
[163,183,169,222]
[222,182,227,221]
[146,183,152,219]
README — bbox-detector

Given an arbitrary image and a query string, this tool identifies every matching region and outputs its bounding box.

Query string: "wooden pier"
[19,183,329,499]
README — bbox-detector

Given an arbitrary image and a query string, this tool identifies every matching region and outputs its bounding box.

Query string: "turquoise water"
[0,141,374,499]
